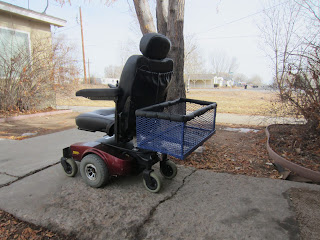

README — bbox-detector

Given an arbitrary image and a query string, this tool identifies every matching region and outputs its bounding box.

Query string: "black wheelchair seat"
[76,108,115,135]
[75,33,173,142]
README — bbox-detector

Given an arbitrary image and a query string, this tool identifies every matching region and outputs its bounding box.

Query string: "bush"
[281,45,320,133]
[260,0,320,135]
[0,35,79,112]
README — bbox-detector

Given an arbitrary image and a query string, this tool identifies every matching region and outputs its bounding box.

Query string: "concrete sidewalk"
[0,128,319,239]
[0,129,104,186]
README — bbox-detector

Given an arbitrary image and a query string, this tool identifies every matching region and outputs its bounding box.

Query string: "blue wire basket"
[136,98,217,159]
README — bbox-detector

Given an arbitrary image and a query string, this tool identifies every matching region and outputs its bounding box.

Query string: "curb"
[265,124,320,182]
[0,109,73,123]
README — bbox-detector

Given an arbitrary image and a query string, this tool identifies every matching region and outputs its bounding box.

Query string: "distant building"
[100,78,119,85]
[186,74,235,88]
[214,76,225,87]
[186,74,216,88]
[226,80,234,87]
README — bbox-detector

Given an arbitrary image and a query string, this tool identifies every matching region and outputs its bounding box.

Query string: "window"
[0,27,31,78]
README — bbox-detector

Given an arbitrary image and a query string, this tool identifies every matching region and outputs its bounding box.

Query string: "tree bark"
[133,0,156,34]
[133,0,186,100]
[156,0,168,35]
[166,0,186,100]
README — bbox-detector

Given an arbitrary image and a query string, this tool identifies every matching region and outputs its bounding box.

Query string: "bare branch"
[133,0,156,34]
[156,0,168,35]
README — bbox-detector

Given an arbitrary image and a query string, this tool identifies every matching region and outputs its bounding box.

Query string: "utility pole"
[79,7,87,84]
[87,58,91,84]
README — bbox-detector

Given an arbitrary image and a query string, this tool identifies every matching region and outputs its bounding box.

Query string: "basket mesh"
[136,101,216,159]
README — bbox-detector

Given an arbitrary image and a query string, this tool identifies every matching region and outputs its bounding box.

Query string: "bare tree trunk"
[133,0,156,34]
[167,0,186,100]
[133,0,186,100]
[156,0,168,35]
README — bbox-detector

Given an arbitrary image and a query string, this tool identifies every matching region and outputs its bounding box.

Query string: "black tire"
[160,160,177,179]
[80,154,109,188]
[62,158,78,177]
[143,172,162,193]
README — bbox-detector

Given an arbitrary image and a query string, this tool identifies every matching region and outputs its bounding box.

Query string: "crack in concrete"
[0,161,60,188]
[0,172,19,178]
[131,168,197,240]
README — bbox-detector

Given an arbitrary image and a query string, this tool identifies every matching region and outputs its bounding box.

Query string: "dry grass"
[57,97,115,108]
[56,84,278,116]
[187,89,277,116]
[56,84,115,108]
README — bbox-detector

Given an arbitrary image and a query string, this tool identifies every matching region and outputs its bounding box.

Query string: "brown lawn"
[56,84,278,116]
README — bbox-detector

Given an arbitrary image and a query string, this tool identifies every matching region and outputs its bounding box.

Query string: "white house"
[100,78,119,86]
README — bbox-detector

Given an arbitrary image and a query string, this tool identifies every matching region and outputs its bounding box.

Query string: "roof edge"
[0,1,67,27]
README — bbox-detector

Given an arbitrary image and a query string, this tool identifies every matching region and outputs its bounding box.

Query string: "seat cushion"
[75,108,115,136]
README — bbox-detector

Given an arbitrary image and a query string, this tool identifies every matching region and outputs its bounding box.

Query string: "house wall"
[0,12,55,110]
[187,78,234,88]
[0,11,52,46]
[189,80,216,88]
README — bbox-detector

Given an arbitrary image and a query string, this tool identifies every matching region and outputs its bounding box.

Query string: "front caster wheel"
[143,172,162,193]
[62,158,78,177]
[160,160,177,179]
[80,154,109,188]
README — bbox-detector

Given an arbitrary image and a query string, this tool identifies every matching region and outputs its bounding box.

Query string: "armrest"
[76,88,120,100]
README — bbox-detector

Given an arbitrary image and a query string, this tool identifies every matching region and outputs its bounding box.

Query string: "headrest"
[140,33,171,60]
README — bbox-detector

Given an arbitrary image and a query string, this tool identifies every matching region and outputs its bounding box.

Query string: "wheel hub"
[85,164,97,181]
[66,163,72,174]
[147,178,157,190]
[163,164,173,176]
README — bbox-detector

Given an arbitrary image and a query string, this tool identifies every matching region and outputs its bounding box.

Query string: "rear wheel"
[80,154,109,188]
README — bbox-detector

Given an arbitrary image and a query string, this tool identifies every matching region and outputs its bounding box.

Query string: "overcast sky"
[4,0,276,83]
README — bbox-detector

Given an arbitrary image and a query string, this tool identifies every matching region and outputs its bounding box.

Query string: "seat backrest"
[117,33,173,142]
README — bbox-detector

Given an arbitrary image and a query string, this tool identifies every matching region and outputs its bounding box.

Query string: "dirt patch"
[287,188,320,240]
[0,112,78,140]
[0,210,76,240]
[0,107,58,118]
[268,124,320,172]
[173,125,280,179]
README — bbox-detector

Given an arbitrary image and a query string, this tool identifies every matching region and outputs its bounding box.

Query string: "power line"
[198,35,259,40]
[49,0,80,9]
[196,0,290,35]
[48,0,61,7]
